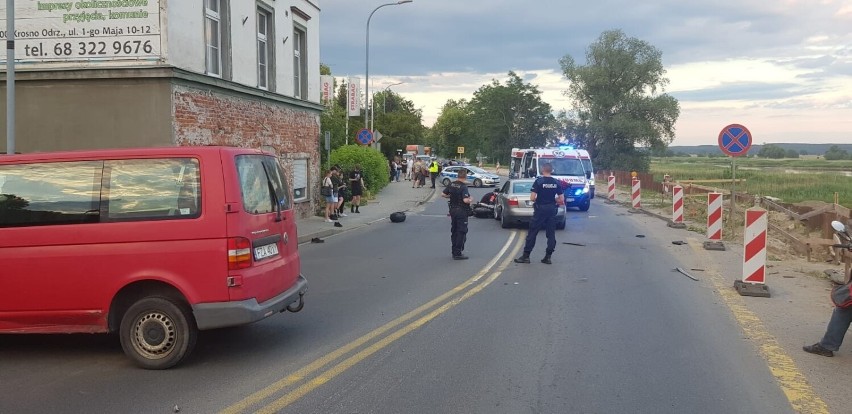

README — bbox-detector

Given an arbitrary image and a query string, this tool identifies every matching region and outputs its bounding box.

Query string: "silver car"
[493,179,566,230]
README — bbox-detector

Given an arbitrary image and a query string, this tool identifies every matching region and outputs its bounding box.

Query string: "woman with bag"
[322,169,337,223]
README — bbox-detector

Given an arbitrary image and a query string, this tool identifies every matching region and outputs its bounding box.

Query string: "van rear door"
[226,153,300,304]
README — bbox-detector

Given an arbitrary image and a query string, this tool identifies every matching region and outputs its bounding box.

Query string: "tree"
[825,145,850,160]
[432,99,474,158]
[785,149,799,159]
[758,144,786,159]
[559,30,680,172]
[466,72,556,163]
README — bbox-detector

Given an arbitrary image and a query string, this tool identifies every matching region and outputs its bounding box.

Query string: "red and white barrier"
[742,208,768,284]
[672,185,684,224]
[707,192,723,240]
[608,175,616,201]
[631,178,641,209]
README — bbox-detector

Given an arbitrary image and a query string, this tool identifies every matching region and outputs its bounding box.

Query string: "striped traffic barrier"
[630,178,641,211]
[704,192,725,250]
[607,174,616,203]
[668,185,686,229]
[734,208,771,297]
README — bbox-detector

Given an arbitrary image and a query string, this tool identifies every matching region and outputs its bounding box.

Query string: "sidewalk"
[296,178,438,244]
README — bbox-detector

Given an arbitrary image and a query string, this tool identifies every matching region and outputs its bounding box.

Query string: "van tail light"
[228,237,252,270]
[508,197,519,206]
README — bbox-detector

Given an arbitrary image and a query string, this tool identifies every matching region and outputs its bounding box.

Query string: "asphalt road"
[0,188,795,413]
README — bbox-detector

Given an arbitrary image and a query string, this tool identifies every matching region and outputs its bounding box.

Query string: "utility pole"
[6,0,16,154]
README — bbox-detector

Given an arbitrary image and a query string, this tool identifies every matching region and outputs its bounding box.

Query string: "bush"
[329,145,389,196]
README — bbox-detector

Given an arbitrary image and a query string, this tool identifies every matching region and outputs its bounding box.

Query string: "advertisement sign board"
[0,0,162,66]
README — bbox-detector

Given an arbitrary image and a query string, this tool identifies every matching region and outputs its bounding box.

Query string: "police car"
[439,166,500,188]
[493,178,566,230]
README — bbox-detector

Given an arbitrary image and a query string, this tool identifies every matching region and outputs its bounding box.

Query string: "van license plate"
[566,198,575,202]
[254,243,279,260]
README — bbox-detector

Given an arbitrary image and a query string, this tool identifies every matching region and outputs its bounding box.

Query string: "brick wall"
[172,85,321,218]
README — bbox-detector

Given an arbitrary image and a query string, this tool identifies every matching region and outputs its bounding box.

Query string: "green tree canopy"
[559,30,680,172]
[758,144,786,159]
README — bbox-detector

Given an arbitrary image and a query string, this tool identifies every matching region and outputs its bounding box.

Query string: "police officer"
[515,162,564,264]
[442,168,472,260]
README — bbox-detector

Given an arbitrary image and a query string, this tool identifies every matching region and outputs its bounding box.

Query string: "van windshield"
[541,158,585,177]
[581,159,593,173]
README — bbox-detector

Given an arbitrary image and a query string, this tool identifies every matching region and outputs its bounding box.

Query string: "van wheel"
[579,200,591,212]
[119,296,197,370]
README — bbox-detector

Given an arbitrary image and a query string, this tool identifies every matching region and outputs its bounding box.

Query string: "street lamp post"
[383,82,403,114]
[365,0,412,131]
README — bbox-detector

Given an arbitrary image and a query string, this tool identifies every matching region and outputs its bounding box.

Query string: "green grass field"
[650,157,852,207]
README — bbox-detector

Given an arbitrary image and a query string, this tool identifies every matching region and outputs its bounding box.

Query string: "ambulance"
[508,147,592,211]
[576,149,595,198]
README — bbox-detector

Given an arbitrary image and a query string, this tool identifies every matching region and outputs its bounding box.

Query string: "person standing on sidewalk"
[429,159,441,188]
[442,168,472,260]
[406,157,414,181]
[332,165,347,218]
[803,307,852,357]
[515,163,564,264]
[349,164,364,213]
[322,169,337,223]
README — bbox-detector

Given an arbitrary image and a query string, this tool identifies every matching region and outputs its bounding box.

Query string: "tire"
[442,178,451,187]
[590,188,595,199]
[473,178,483,188]
[494,205,501,220]
[500,211,512,228]
[119,296,197,370]
[579,200,591,212]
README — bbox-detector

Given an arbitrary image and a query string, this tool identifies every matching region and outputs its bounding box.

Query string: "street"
[0,189,814,413]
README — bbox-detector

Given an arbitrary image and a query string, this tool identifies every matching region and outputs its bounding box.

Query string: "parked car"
[0,146,307,369]
[439,166,500,187]
[493,179,566,229]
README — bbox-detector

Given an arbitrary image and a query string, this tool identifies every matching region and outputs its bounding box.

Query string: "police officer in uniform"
[442,168,472,260]
[515,162,564,264]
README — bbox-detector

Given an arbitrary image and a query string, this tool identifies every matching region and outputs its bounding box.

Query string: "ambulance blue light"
[573,188,583,196]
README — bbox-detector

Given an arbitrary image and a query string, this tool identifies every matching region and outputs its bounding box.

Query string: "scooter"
[472,189,499,218]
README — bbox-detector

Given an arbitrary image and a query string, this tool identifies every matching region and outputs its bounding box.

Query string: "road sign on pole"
[355,128,373,145]
[718,124,752,157]
[457,147,465,154]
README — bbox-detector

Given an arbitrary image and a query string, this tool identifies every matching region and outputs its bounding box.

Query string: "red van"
[0,146,307,369]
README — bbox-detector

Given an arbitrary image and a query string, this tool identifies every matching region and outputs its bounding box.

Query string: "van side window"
[0,161,102,227]
[237,155,275,214]
[103,158,201,221]
[262,157,292,210]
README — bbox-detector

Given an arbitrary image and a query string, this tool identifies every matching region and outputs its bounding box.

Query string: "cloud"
[320,0,852,145]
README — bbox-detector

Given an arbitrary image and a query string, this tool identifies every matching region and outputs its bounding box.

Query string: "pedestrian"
[803,307,852,357]
[322,169,337,223]
[515,162,564,264]
[390,159,398,183]
[332,165,347,218]
[349,164,364,213]
[394,158,401,182]
[442,168,472,260]
[429,158,440,188]
[495,161,501,175]
[413,159,424,188]
[406,157,414,181]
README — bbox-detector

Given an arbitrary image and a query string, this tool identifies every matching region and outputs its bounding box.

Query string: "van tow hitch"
[286,293,305,312]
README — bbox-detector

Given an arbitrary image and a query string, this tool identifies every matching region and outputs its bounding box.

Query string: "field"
[650,157,852,207]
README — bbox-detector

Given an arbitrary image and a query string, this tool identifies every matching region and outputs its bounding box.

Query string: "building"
[1,0,323,218]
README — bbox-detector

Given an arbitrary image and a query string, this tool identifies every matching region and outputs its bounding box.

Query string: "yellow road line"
[220,232,519,414]
[688,238,830,414]
[255,238,524,414]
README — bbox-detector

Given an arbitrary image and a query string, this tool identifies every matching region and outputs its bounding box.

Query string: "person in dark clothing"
[515,163,564,264]
[349,164,364,213]
[442,168,472,260]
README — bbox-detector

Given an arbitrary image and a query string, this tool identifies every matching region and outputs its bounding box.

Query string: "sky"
[319,0,852,146]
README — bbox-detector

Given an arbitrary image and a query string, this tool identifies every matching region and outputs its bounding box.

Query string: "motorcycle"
[472,189,499,218]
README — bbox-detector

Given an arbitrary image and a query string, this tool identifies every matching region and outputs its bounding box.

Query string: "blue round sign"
[356,128,373,145]
[718,124,752,157]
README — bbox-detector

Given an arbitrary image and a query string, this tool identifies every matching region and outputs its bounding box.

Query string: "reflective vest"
[429,162,439,173]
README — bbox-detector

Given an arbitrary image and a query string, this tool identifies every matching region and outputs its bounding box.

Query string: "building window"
[293,26,307,99]
[292,158,308,202]
[205,0,231,79]
[257,6,275,91]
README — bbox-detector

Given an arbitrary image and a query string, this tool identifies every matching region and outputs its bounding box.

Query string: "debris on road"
[672,240,686,245]
[311,237,325,243]
[562,242,586,246]
[636,234,646,238]
[674,267,699,281]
